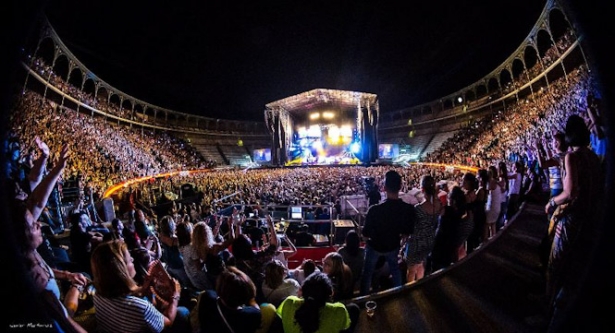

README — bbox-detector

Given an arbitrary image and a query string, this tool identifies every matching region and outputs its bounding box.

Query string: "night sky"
[43,1,546,121]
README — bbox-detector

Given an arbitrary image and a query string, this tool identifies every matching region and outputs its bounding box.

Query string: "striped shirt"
[93,294,165,333]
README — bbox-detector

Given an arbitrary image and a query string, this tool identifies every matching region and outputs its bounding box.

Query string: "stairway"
[351,200,551,333]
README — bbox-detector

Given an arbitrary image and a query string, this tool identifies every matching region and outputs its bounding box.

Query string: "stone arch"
[475,83,488,99]
[442,99,453,110]
[464,90,476,103]
[82,78,96,97]
[548,7,571,41]
[36,37,55,66]
[523,45,540,72]
[511,58,526,81]
[109,94,122,112]
[52,54,70,81]
[67,66,84,90]
[487,77,499,94]
[499,69,513,91]
[97,86,110,104]
[535,29,553,59]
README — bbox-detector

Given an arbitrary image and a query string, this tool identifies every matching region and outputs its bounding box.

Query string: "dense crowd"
[5,32,608,333]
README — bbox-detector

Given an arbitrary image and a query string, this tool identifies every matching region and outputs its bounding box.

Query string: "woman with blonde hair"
[192,218,235,287]
[91,240,190,333]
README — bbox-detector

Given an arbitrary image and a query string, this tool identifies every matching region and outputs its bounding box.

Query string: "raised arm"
[27,136,50,192]
[27,143,70,222]
[281,234,297,259]
[266,215,278,249]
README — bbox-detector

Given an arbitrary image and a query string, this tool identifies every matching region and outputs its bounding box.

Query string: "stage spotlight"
[322,111,335,119]
[340,125,352,137]
[351,142,361,153]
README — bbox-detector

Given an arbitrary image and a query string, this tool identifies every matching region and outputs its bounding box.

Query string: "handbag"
[147,260,175,306]
[216,297,235,333]
[549,202,570,235]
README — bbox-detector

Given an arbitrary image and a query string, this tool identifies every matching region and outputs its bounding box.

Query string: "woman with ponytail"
[276,272,350,333]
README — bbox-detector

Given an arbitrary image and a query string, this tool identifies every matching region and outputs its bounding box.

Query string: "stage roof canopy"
[265,89,378,114]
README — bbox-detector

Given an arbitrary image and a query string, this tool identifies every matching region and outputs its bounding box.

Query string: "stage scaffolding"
[264,89,379,166]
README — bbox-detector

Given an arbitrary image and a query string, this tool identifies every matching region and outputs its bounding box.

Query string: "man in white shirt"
[506,161,523,220]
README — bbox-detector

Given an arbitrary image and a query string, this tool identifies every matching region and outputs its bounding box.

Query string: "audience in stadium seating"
[262,259,300,307]
[404,174,442,283]
[91,240,191,333]
[321,252,354,302]
[337,230,365,289]
[5,23,608,332]
[195,266,274,333]
[276,272,351,333]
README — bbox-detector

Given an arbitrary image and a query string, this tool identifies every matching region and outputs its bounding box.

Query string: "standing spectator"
[496,161,510,231]
[545,114,604,332]
[360,170,416,296]
[585,93,606,166]
[535,132,568,201]
[468,170,487,253]
[485,166,503,239]
[506,161,523,220]
[367,183,381,207]
[534,132,568,275]
[458,173,477,259]
[430,186,470,272]
[404,175,442,283]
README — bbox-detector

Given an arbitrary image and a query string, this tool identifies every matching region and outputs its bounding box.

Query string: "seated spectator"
[91,240,190,333]
[321,252,354,301]
[262,259,300,307]
[69,211,104,275]
[103,218,124,242]
[272,234,297,271]
[192,218,235,288]
[134,208,155,242]
[158,215,192,289]
[177,220,212,291]
[276,272,351,333]
[229,215,278,303]
[289,259,320,286]
[195,266,276,333]
[293,224,316,247]
[123,227,160,285]
[337,229,365,290]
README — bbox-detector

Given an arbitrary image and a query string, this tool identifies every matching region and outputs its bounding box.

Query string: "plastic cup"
[365,300,377,318]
